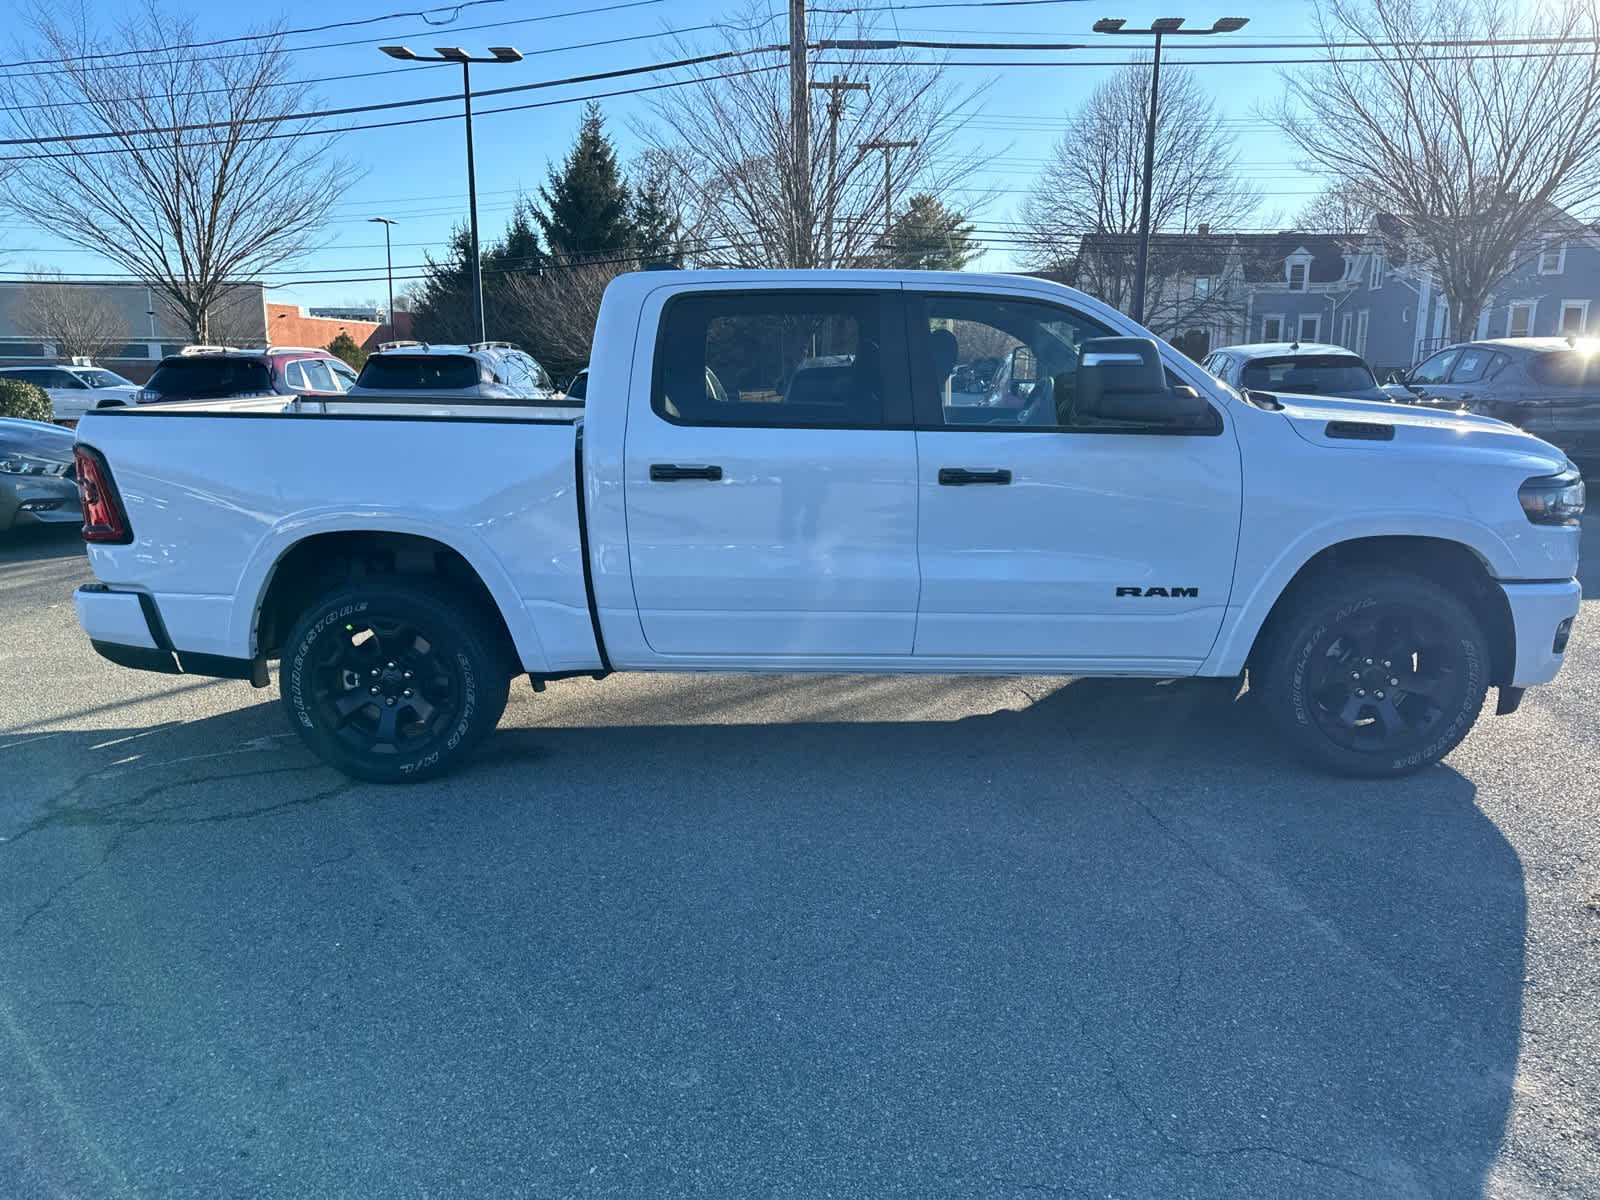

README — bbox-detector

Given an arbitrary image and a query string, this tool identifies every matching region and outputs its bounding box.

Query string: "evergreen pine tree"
[887,194,979,271]
[409,225,479,343]
[630,158,684,266]
[534,102,634,260]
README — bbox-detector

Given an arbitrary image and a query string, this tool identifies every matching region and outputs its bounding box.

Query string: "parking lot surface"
[2,524,1598,1198]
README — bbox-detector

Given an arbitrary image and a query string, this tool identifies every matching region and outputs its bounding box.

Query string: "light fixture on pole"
[1090,16,1248,323]
[379,44,523,344]
[368,217,397,340]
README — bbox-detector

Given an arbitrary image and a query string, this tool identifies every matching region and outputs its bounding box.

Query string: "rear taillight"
[73,445,133,544]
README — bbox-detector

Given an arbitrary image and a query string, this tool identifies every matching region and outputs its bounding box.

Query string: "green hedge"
[0,378,52,423]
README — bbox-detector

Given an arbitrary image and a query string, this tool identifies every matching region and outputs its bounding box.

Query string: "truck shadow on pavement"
[1,673,1523,1196]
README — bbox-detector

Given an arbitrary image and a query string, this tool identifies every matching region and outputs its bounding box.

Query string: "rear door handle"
[938,467,1012,486]
[650,463,723,482]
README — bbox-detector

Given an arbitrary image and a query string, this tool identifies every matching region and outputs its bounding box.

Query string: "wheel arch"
[1234,535,1516,688]
[247,525,541,673]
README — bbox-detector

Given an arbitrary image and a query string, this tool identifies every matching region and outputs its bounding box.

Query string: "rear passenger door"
[622,287,919,658]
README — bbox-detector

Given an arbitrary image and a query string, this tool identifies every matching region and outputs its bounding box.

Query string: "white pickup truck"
[70,269,1583,782]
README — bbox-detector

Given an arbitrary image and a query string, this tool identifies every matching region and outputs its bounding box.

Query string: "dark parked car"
[1385,338,1600,465]
[138,346,358,404]
[0,417,80,533]
[1201,343,1394,404]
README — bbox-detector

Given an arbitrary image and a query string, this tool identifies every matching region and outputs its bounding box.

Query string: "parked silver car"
[346,341,560,400]
[1201,342,1394,404]
[0,417,80,533]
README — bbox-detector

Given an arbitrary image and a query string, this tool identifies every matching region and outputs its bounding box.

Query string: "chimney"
[1198,223,1210,237]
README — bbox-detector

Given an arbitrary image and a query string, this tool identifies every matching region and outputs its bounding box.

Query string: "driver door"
[907,289,1243,671]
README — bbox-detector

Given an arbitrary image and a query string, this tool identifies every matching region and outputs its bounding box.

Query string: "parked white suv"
[346,341,560,400]
[0,363,140,421]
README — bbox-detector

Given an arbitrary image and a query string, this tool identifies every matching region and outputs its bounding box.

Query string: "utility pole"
[789,0,813,267]
[860,139,916,266]
[809,75,868,268]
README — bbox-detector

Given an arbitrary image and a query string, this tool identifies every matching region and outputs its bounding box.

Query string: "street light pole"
[1091,17,1248,324]
[368,217,397,341]
[380,44,523,344]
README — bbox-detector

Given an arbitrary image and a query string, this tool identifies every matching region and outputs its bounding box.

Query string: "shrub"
[326,332,368,372]
[0,377,53,423]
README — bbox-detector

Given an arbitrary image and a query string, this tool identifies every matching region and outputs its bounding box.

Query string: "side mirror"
[1078,337,1205,422]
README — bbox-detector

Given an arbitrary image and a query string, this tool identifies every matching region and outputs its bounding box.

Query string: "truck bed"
[72,404,598,674]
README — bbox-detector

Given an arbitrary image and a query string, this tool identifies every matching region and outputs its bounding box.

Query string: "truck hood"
[1266,390,1568,467]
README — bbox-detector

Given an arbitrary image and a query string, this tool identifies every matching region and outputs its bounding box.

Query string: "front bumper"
[1,477,81,531]
[1501,579,1583,687]
[75,584,266,683]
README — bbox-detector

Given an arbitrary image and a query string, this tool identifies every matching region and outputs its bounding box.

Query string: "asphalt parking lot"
[2,524,1598,1199]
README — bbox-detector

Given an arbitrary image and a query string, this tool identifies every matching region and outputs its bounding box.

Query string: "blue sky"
[2,0,1329,311]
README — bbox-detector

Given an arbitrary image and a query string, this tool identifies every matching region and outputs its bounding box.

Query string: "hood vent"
[1325,420,1395,442]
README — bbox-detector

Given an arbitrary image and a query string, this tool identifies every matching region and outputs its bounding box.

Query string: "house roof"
[1075,231,1351,283]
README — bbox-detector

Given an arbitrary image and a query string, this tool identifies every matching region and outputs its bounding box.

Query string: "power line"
[0,47,789,152]
[0,0,508,70]
[4,0,668,79]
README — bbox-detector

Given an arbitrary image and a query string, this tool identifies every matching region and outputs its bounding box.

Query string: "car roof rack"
[267,345,331,355]
[377,339,427,351]
[179,344,240,355]
[470,340,521,351]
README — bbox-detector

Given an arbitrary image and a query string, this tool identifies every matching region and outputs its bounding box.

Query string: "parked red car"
[137,346,359,404]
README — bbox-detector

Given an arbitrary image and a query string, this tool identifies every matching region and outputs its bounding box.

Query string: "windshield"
[74,369,135,389]
[1241,355,1378,394]
[356,355,480,390]
[146,358,273,397]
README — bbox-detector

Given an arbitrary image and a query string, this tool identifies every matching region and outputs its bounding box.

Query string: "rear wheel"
[280,578,510,783]
[1255,571,1489,777]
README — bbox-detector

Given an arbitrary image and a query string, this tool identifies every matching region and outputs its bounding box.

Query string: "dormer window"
[1369,252,1384,290]
[1194,276,1211,299]
[1288,262,1307,291]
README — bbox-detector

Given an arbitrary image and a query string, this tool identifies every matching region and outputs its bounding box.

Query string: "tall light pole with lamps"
[1090,16,1248,323]
[379,44,523,344]
[367,217,397,342]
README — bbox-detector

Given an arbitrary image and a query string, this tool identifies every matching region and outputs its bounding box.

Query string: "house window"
[1288,263,1307,292]
[1298,315,1320,342]
[1194,276,1211,299]
[1368,253,1384,290]
[1561,300,1589,335]
[1339,314,1353,348]
[1262,315,1285,342]
[1508,302,1535,338]
[1355,310,1370,357]
[1539,243,1566,275]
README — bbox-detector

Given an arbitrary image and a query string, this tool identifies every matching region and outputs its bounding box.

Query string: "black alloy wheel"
[280,578,510,783]
[1257,571,1490,777]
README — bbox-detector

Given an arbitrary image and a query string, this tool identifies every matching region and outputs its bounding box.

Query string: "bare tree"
[1019,56,1260,309]
[633,2,990,269]
[11,269,130,359]
[0,2,350,341]
[500,256,625,380]
[1272,0,1600,339]
[1296,181,1377,237]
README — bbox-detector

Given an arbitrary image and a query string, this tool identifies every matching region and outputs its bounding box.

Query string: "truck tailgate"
[73,408,597,672]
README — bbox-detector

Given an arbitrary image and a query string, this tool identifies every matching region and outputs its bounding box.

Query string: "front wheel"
[1255,571,1489,777]
[280,578,511,783]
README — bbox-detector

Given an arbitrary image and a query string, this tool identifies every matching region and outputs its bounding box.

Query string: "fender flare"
[232,509,551,671]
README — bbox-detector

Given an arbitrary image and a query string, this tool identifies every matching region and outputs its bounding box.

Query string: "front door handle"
[650,463,723,482]
[938,467,1012,486]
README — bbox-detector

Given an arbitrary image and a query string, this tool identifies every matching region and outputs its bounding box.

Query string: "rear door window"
[145,358,273,397]
[356,355,480,390]
[652,291,904,427]
[1449,347,1495,383]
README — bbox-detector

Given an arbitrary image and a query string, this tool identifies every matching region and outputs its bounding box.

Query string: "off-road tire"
[1254,570,1489,778]
[280,578,510,783]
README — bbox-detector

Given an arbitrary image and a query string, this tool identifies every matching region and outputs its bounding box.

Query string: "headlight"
[1519,467,1586,526]
[0,454,67,476]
